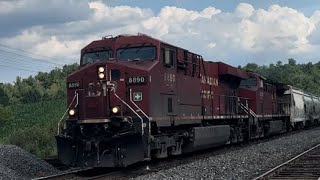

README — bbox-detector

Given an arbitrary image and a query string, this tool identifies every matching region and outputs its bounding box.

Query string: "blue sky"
[107,0,319,15]
[1,0,320,83]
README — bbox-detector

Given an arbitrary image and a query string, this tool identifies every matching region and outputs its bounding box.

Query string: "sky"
[1,0,320,83]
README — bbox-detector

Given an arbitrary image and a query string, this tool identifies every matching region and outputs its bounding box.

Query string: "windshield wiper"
[126,58,140,62]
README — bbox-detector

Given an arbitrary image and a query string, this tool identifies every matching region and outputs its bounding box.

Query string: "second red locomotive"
[56,34,317,167]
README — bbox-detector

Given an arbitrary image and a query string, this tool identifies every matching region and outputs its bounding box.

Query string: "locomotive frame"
[56,34,320,167]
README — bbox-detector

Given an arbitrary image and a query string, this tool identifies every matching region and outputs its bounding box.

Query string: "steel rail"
[33,168,93,180]
[34,168,126,180]
[41,129,317,180]
[85,171,123,180]
[252,143,320,180]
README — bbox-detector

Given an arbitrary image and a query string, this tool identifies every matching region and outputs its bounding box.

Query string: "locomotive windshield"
[81,50,113,65]
[117,46,156,61]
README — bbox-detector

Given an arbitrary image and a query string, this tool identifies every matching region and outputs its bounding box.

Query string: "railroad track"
[43,156,69,170]
[34,167,126,180]
[253,143,320,180]
[34,168,93,180]
[38,129,316,180]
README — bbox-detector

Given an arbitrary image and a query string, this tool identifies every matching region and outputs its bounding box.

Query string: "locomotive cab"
[239,72,277,115]
[56,34,160,167]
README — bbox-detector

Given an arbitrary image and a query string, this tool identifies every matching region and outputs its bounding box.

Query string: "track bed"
[255,143,320,180]
[37,128,320,180]
[133,128,320,180]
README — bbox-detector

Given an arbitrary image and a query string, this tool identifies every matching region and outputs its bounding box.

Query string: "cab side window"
[162,48,175,67]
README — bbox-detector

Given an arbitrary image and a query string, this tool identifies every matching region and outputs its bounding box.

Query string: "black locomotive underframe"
[57,115,291,167]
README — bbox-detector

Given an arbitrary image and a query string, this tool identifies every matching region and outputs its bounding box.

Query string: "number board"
[128,76,146,84]
[68,82,80,89]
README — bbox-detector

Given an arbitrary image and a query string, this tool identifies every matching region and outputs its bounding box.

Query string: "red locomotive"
[56,34,315,167]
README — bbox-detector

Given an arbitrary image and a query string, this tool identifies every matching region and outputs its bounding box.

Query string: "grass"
[0,99,66,157]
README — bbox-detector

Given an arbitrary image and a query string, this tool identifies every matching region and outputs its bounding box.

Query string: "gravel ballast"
[133,128,320,180]
[0,145,59,180]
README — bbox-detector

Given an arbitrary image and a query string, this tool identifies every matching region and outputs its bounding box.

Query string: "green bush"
[0,63,78,157]
[0,99,66,157]
[0,105,14,125]
[5,126,56,157]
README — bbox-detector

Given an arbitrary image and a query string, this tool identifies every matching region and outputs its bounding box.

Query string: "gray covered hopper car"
[284,85,320,128]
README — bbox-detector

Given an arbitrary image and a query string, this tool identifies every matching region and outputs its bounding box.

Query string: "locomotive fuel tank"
[182,125,231,153]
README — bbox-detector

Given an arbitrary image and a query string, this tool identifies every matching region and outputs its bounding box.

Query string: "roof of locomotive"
[81,33,202,57]
[245,71,267,80]
[215,61,249,79]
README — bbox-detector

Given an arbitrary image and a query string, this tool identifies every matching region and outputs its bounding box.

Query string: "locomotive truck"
[56,34,320,167]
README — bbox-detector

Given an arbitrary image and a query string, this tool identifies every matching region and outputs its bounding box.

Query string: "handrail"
[237,98,257,118]
[110,86,145,135]
[57,92,78,135]
[129,88,151,159]
[129,89,150,121]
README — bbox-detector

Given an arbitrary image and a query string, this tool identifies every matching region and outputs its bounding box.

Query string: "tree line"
[0,63,79,106]
[241,58,320,96]
[1,59,320,107]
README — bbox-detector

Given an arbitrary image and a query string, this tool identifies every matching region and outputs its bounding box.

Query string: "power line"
[0,44,78,78]
[0,52,58,69]
[0,52,57,66]
[0,43,73,65]
[0,48,65,66]
[0,64,40,73]
[0,58,53,72]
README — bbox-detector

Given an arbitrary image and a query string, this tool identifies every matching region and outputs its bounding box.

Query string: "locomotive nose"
[66,63,117,121]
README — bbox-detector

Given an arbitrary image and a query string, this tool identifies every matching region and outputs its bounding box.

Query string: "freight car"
[56,34,320,167]
[282,85,320,128]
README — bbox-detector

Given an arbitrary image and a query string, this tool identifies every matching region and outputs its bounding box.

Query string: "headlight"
[68,109,76,116]
[98,73,105,79]
[98,67,105,73]
[111,106,120,114]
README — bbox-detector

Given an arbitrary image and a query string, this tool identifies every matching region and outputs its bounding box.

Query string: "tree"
[0,63,79,105]
[0,105,13,125]
[243,63,259,72]
[242,59,320,96]
[0,85,9,106]
[288,58,296,66]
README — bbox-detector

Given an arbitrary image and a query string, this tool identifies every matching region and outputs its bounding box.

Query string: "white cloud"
[1,1,320,68]
[251,4,315,54]
[0,0,91,37]
[208,42,216,49]
[0,0,26,14]
[31,37,82,61]
[235,3,255,18]
[3,30,43,46]
[311,10,320,25]
[89,1,153,23]
[142,6,221,36]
